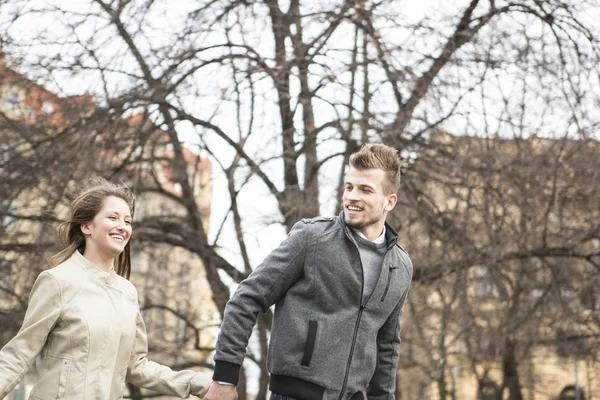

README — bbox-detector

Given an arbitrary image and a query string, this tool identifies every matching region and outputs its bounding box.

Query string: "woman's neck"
[82,247,115,272]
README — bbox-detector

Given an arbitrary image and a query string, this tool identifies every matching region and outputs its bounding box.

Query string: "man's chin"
[344,214,363,229]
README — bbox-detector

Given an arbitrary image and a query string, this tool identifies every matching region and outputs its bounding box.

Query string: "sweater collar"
[350,225,387,245]
[71,250,117,285]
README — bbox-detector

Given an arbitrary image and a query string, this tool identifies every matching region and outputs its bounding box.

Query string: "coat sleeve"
[126,298,210,397]
[367,257,413,400]
[0,272,62,399]
[212,221,309,384]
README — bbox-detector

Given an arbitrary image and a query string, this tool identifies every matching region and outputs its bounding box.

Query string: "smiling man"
[205,144,413,400]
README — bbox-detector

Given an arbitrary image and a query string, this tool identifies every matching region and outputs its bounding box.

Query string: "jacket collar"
[337,211,399,249]
[71,250,118,285]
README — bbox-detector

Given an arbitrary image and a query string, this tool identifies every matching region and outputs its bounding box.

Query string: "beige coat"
[0,251,210,399]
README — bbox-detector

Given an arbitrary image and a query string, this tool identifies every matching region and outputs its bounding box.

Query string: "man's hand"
[201,381,238,400]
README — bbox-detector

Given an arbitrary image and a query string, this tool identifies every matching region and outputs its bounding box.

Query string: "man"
[205,144,413,400]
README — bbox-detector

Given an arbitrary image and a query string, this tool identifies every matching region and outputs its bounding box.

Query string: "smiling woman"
[0,178,210,400]
[81,195,133,273]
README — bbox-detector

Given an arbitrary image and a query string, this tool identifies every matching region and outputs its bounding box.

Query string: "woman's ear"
[81,223,91,236]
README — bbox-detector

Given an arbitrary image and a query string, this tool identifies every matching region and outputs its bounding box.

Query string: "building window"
[41,101,54,115]
[0,140,14,168]
[474,281,499,298]
[472,265,499,298]
[0,260,12,299]
[131,254,140,272]
[134,198,145,221]
[559,385,586,400]
[4,92,19,110]
[479,381,500,400]
[1,198,18,231]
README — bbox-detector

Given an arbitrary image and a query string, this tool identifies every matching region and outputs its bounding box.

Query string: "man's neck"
[356,223,386,242]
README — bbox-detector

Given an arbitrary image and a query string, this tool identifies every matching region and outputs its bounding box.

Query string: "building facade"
[0,51,216,399]
[396,131,599,400]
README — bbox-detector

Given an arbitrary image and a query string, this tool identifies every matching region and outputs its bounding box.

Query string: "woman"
[0,178,209,399]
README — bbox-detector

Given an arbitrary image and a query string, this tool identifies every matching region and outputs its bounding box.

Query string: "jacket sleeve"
[0,272,62,399]
[126,300,210,397]
[367,258,413,400]
[213,221,309,384]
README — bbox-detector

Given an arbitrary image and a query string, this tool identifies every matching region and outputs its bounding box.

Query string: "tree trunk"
[502,338,523,400]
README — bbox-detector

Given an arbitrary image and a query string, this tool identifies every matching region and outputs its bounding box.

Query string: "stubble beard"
[344,210,383,230]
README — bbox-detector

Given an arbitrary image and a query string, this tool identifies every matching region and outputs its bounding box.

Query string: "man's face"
[342,167,397,233]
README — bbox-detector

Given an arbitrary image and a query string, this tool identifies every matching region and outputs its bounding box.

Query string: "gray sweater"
[351,229,388,301]
[213,213,413,400]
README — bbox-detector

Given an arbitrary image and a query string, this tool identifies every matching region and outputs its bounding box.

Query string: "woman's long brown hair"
[48,177,135,279]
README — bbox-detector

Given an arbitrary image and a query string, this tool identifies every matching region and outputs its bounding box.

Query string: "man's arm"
[366,294,405,400]
[202,381,238,400]
[211,221,309,385]
[367,279,411,400]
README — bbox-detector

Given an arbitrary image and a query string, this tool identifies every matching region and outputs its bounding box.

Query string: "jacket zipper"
[340,230,366,400]
[338,304,365,400]
[340,227,397,400]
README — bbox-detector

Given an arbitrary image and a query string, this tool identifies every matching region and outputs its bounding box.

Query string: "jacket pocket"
[57,358,70,398]
[30,355,70,400]
[300,320,318,366]
[380,268,394,302]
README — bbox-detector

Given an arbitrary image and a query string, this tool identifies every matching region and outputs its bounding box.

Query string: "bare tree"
[397,133,600,398]
[1,0,599,398]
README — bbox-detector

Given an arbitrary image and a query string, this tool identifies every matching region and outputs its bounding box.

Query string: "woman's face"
[82,196,133,258]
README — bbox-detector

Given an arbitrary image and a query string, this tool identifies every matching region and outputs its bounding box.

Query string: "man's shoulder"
[294,215,341,238]
[392,243,413,277]
[299,215,337,225]
[394,243,409,256]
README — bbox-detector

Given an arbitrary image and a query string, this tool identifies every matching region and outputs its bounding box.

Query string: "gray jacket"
[213,213,413,400]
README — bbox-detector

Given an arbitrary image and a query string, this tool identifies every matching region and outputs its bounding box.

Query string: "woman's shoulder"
[114,274,139,302]
[31,257,85,302]
[46,254,86,280]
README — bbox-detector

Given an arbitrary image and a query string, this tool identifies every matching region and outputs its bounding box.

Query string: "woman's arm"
[126,310,210,398]
[0,272,62,398]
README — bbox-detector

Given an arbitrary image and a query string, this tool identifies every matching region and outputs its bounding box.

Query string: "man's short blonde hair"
[349,143,402,194]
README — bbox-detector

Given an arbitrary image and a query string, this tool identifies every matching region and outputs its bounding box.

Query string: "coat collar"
[337,211,399,249]
[70,250,118,285]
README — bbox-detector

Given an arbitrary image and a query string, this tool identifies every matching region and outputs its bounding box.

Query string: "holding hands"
[200,381,238,400]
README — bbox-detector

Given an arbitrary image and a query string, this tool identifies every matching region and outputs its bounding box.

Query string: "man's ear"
[384,193,397,212]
